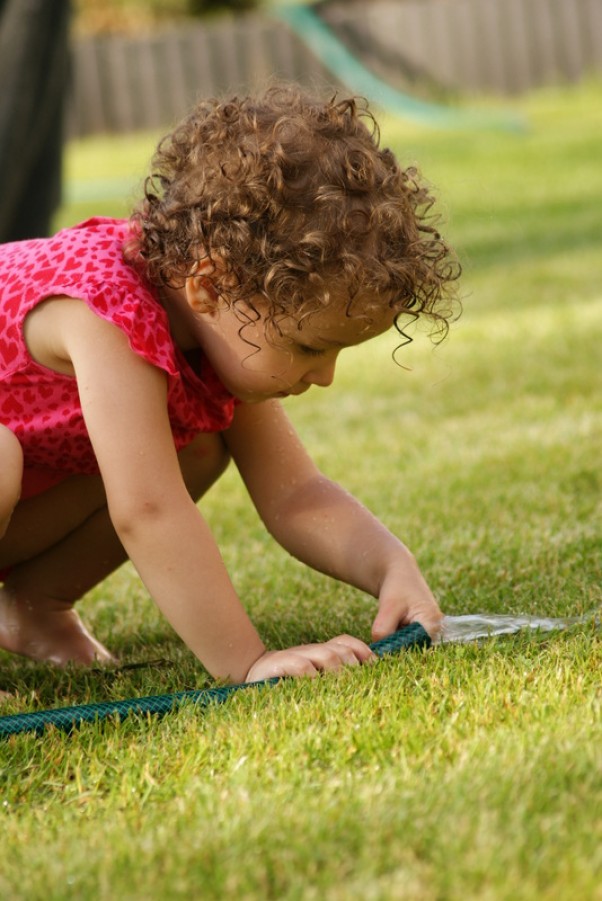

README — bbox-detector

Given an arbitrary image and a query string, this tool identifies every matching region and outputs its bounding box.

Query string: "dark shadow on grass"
[0,634,212,710]
[458,196,602,271]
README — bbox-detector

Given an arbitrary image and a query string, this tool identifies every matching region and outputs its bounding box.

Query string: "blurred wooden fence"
[67,0,602,136]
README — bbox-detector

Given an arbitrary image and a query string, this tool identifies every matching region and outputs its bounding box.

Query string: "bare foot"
[0,585,116,667]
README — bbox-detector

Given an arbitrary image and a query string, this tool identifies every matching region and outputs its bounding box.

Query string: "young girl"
[0,85,459,685]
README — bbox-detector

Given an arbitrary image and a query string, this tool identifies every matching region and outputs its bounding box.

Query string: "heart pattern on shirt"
[0,218,236,487]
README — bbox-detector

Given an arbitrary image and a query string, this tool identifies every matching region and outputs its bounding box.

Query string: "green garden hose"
[276,5,525,132]
[0,623,431,739]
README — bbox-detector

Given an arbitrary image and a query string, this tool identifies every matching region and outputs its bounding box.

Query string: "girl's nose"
[303,357,337,388]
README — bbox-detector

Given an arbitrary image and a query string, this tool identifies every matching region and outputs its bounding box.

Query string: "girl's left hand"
[371,556,443,643]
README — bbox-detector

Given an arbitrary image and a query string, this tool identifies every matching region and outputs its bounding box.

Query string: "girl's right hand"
[244,634,376,683]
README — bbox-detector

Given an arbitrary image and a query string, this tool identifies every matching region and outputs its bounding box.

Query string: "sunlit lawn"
[1,79,601,899]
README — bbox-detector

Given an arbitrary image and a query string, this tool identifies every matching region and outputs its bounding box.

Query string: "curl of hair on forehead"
[125,83,461,355]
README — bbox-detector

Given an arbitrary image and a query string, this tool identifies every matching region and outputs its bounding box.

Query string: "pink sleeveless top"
[0,217,236,483]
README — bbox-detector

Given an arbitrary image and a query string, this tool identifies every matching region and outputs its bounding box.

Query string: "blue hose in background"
[276,5,525,132]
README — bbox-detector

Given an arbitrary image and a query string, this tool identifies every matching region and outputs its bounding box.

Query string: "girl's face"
[193,295,395,404]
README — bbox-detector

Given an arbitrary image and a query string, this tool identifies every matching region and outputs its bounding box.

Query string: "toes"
[0,596,116,667]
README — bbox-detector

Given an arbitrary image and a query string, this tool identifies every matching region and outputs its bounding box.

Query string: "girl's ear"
[185,274,220,314]
[185,256,223,315]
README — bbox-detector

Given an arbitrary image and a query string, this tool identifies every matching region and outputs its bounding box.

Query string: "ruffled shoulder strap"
[17,218,180,378]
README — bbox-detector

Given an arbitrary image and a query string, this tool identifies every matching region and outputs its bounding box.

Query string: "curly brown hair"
[126,84,460,342]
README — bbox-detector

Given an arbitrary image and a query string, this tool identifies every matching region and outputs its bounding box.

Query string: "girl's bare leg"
[0,425,23,538]
[0,474,107,570]
[0,433,230,666]
[0,507,128,666]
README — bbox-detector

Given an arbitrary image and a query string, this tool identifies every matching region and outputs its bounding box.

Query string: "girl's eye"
[297,344,325,357]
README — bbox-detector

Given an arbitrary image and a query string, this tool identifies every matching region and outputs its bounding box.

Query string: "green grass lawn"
[1,79,601,899]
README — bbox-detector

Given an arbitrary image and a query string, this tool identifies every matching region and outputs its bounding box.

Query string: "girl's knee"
[179,433,231,499]
[0,427,24,532]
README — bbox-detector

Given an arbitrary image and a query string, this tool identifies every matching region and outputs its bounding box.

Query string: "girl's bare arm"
[224,400,443,640]
[32,298,370,681]
[40,298,265,681]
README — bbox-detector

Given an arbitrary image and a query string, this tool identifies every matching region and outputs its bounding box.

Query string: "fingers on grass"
[246,650,320,681]
[247,637,376,682]
[327,634,377,664]
[295,639,374,672]
[273,654,320,679]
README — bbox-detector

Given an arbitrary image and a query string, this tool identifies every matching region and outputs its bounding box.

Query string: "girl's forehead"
[281,303,395,347]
